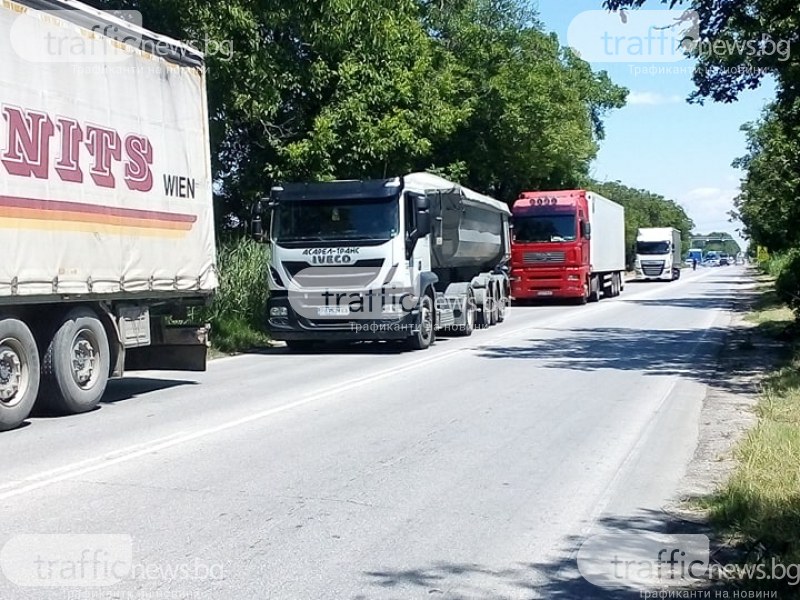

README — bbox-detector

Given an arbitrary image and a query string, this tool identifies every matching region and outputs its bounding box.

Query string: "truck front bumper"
[266,294,419,341]
[511,267,587,299]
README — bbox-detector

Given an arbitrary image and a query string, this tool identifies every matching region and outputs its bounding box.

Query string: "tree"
[89,0,466,225]
[602,0,800,109]
[89,0,627,222]
[733,104,800,253]
[421,0,627,203]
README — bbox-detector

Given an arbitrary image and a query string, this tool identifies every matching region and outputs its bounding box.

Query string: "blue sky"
[535,0,776,247]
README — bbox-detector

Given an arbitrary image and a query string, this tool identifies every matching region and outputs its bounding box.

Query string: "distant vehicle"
[719,257,730,266]
[687,248,703,266]
[510,190,626,304]
[704,257,720,267]
[634,227,682,281]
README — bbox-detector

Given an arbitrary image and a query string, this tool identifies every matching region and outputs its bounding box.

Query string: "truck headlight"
[270,307,288,317]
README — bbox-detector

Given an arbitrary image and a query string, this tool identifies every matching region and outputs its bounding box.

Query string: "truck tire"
[454,290,476,337]
[496,284,508,323]
[588,276,601,302]
[0,319,40,431]
[615,273,623,296]
[40,308,110,415]
[407,294,435,350]
[482,285,499,326]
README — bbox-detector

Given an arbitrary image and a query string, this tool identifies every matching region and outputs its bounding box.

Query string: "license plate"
[537,291,554,297]
[318,306,350,316]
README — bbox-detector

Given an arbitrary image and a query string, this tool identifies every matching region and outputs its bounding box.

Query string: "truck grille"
[282,259,384,289]
[523,251,566,265]
[641,260,665,277]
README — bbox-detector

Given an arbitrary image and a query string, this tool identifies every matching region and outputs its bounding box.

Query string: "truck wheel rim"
[71,329,99,390]
[421,300,433,338]
[0,339,28,408]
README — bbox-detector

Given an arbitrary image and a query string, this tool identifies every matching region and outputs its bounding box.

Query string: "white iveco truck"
[257,173,511,350]
[634,227,682,281]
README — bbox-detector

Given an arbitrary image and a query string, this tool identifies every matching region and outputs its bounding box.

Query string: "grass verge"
[703,276,800,595]
[193,236,272,354]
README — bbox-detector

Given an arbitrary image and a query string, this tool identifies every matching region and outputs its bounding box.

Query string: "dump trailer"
[634,227,682,281]
[260,172,511,350]
[0,1,217,430]
[510,190,626,303]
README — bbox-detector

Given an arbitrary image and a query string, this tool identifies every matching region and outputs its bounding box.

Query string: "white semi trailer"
[635,227,682,281]
[0,1,217,430]
[258,173,511,350]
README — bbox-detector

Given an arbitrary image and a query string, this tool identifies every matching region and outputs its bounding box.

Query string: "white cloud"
[680,186,746,248]
[627,91,684,106]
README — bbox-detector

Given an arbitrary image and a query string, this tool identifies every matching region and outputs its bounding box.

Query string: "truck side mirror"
[251,215,264,240]
[416,210,432,237]
[251,199,269,242]
[414,194,430,212]
[581,221,592,239]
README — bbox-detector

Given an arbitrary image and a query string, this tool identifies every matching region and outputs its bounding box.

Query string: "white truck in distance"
[635,228,682,281]
[0,1,217,431]
[258,173,511,351]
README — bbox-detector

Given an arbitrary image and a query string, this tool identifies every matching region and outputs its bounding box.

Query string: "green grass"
[192,236,272,353]
[703,283,800,595]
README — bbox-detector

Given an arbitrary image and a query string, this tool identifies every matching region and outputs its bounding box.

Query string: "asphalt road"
[0,266,751,600]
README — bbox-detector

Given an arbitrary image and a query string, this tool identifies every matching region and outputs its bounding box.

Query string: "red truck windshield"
[513,213,577,243]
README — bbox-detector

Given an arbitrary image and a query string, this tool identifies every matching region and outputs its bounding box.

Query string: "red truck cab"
[511,190,592,302]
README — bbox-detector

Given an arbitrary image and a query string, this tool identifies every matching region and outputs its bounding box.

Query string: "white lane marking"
[1,269,737,501]
[0,432,188,492]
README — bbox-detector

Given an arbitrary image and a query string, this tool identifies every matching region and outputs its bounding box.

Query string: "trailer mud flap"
[125,325,210,372]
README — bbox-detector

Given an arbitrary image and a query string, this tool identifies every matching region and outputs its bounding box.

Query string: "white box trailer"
[0,0,217,430]
[587,192,627,274]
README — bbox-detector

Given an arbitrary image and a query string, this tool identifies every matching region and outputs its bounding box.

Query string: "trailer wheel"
[588,276,601,302]
[496,285,508,323]
[40,308,110,415]
[407,294,435,350]
[454,290,476,337]
[486,285,500,326]
[0,319,40,431]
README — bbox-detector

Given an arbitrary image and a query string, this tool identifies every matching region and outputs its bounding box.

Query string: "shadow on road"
[358,509,726,599]
[101,377,198,404]
[477,325,762,394]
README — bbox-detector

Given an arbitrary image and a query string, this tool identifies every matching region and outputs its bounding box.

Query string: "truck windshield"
[513,214,576,243]
[636,241,671,255]
[273,197,400,243]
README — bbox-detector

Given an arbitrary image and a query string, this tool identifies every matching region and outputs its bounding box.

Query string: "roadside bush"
[773,249,800,316]
[193,236,270,352]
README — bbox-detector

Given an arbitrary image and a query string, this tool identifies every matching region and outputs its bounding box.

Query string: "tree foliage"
[602,0,800,108]
[89,0,627,220]
[733,103,800,253]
